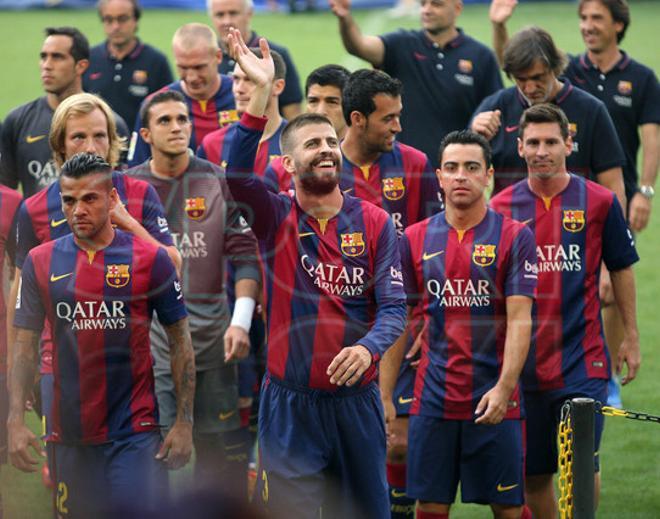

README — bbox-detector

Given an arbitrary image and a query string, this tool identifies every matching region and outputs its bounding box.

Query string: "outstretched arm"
[489,0,517,66]
[329,0,385,67]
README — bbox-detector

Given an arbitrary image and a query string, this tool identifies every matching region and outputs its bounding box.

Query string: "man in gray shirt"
[128,89,259,496]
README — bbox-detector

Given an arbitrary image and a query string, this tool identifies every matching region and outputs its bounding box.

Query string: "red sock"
[386,462,407,488]
[520,505,534,519]
[416,510,449,519]
[239,407,251,428]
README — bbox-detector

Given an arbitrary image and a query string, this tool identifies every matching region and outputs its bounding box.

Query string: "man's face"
[61,172,116,241]
[100,0,138,48]
[285,123,342,196]
[438,143,491,210]
[174,44,220,101]
[141,100,191,157]
[209,0,252,43]
[232,63,256,113]
[579,1,622,53]
[306,84,346,138]
[40,35,83,95]
[518,122,572,180]
[63,108,111,161]
[420,0,462,35]
[359,94,402,154]
[511,61,557,105]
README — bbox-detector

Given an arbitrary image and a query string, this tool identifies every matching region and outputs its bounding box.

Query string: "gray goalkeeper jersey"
[129,156,259,373]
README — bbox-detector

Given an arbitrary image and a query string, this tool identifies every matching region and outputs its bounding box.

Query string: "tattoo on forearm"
[8,331,39,419]
[165,318,196,425]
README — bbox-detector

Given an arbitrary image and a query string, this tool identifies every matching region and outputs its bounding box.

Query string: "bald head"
[172,23,219,53]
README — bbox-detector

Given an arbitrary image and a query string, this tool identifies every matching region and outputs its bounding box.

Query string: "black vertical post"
[571,397,595,519]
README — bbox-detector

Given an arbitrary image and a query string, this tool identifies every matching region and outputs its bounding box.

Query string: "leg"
[491,504,522,519]
[525,474,556,519]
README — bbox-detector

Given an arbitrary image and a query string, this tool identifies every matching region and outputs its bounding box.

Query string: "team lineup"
[0,0,657,518]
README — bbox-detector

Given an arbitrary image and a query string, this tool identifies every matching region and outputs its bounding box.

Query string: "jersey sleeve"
[504,225,537,298]
[357,215,407,359]
[141,183,174,246]
[221,177,260,284]
[399,232,421,307]
[639,70,660,125]
[15,202,39,270]
[476,49,504,101]
[590,102,625,175]
[148,247,188,326]
[13,254,46,331]
[225,113,292,240]
[5,196,21,268]
[379,30,405,74]
[602,195,639,271]
[0,113,19,189]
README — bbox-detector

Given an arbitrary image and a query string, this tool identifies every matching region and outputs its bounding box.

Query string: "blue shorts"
[255,375,388,519]
[0,374,6,464]
[40,373,54,440]
[50,431,167,518]
[408,416,525,506]
[524,378,607,476]
[393,359,416,416]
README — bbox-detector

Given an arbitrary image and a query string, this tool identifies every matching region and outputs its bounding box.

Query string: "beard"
[298,169,339,196]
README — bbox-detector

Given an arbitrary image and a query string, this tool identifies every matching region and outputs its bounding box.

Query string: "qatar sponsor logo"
[427,278,491,307]
[300,254,366,297]
[172,231,208,258]
[536,243,582,272]
[56,300,127,330]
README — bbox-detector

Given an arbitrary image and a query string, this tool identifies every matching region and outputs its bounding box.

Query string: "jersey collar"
[103,38,143,61]
[422,27,465,50]
[579,50,631,73]
[515,78,573,108]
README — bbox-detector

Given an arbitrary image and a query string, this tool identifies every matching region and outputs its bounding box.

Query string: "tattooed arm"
[7,327,43,472]
[155,317,195,470]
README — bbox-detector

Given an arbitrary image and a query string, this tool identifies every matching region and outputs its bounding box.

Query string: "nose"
[391,116,402,134]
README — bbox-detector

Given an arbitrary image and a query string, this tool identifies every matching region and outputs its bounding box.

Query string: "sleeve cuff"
[241,112,268,131]
[234,264,261,284]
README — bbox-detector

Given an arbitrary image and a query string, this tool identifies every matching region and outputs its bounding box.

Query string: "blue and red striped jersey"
[339,143,441,236]
[226,113,407,392]
[15,230,187,444]
[0,186,22,374]
[263,156,293,194]
[400,209,536,419]
[490,175,638,391]
[15,171,173,375]
[128,78,238,167]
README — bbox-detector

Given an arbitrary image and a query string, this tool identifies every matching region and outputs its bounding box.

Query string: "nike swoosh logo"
[391,489,407,498]
[521,218,533,225]
[298,232,315,238]
[50,218,67,228]
[505,125,519,133]
[50,272,73,282]
[422,250,444,261]
[497,483,519,492]
[26,134,47,144]
[219,411,236,421]
[342,188,353,194]
[398,396,413,405]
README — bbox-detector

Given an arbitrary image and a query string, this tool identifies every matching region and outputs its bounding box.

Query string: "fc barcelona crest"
[568,122,578,137]
[106,264,130,288]
[185,197,206,220]
[562,210,585,232]
[618,81,632,95]
[472,244,496,267]
[382,177,405,201]
[219,109,239,126]
[341,232,366,257]
[132,70,148,84]
[458,59,473,74]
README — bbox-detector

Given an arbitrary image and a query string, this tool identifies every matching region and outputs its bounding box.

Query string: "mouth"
[311,157,338,173]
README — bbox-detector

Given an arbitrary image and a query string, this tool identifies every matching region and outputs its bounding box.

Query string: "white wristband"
[230,297,256,333]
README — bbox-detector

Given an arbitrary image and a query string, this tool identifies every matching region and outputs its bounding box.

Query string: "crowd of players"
[0,0,658,517]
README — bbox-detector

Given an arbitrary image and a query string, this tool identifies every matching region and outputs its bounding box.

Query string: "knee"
[525,474,553,495]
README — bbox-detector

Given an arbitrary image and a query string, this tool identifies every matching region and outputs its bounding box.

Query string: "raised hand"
[226,27,274,88]
[489,0,518,24]
[328,0,351,19]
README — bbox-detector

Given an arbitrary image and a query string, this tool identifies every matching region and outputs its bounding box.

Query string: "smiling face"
[173,43,221,101]
[354,93,402,154]
[438,143,492,210]
[419,0,462,35]
[579,0,622,53]
[284,122,342,196]
[518,121,572,179]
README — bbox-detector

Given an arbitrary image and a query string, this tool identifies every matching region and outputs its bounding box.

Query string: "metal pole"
[571,397,595,519]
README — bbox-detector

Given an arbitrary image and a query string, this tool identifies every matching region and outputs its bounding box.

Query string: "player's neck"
[528,171,571,199]
[296,186,343,221]
[261,103,283,142]
[445,201,487,232]
[549,78,564,101]
[149,151,190,179]
[587,45,622,74]
[46,81,83,110]
[341,132,381,167]
[108,37,138,61]
[425,25,459,48]
[74,224,115,253]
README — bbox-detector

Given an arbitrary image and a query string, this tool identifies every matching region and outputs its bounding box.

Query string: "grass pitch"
[1,2,659,517]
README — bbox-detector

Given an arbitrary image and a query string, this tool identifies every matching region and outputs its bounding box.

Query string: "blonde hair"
[172,23,219,53]
[49,93,125,168]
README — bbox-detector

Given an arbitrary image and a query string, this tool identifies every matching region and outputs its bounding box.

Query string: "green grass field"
[1,2,659,517]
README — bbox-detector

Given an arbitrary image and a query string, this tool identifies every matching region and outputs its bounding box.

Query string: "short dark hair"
[519,103,570,140]
[280,113,333,155]
[97,0,142,21]
[438,130,492,168]
[247,48,286,81]
[44,27,90,63]
[342,69,402,126]
[140,90,187,129]
[578,0,630,42]
[503,26,567,79]
[305,64,350,96]
[60,153,113,183]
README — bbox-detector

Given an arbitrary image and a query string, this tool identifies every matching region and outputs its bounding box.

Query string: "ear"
[517,137,524,158]
[350,110,365,128]
[76,58,90,76]
[272,78,285,97]
[282,154,296,174]
[108,187,120,211]
[486,165,494,183]
[565,135,573,156]
[140,127,152,145]
[435,168,444,191]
